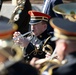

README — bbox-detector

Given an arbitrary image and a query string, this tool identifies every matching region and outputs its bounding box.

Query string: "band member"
[13,10,55,63]
[42,18,76,75]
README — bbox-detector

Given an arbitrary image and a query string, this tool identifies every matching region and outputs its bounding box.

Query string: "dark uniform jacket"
[24,30,55,62]
[53,52,76,75]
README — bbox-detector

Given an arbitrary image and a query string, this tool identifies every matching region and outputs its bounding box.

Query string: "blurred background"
[1,0,43,19]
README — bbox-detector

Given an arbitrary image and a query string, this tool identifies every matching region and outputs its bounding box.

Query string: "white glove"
[13,32,29,47]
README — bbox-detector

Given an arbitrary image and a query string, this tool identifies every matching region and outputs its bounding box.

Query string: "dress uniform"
[24,11,55,62]
[42,18,76,75]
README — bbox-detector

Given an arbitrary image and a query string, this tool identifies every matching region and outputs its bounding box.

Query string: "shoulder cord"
[42,36,53,54]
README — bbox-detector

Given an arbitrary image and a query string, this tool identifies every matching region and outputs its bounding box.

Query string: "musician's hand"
[13,32,29,47]
[30,57,41,69]
[45,52,51,58]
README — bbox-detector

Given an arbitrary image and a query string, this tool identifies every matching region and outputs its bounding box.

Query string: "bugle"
[13,30,33,41]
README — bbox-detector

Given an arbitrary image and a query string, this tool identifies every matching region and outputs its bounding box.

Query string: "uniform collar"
[37,30,49,40]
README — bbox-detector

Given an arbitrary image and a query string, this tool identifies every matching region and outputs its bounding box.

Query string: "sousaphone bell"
[53,3,76,22]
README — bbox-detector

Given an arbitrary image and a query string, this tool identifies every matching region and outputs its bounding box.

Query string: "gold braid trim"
[43,44,53,54]
[44,36,52,45]
[42,36,53,54]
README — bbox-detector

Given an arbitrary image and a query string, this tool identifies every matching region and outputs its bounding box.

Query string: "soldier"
[13,10,55,64]
[42,18,76,75]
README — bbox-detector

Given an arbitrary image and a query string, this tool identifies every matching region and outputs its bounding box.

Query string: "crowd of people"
[0,0,76,75]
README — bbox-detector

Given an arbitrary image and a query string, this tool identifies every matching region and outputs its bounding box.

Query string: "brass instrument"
[0,39,23,74]
[13,30,33,41]
[53,3,76,22]
[35,47,67,75]
[40,58,67,75]
[35,51,60,75]
[35,51,67,75]
[9,0,26,23]
[40,59,60,75]
[35,48,57,65]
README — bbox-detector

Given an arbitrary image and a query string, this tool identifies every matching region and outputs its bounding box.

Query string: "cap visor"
[29,21,41,25]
